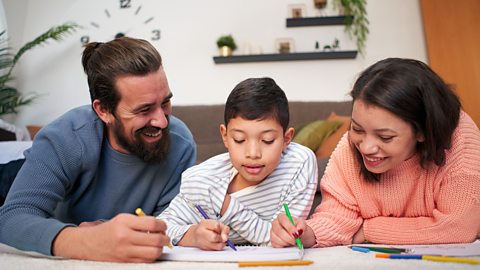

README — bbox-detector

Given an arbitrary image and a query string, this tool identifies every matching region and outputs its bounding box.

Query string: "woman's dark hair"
[82,37,163,114]
[224,77,289,131]
[350,58,461,182]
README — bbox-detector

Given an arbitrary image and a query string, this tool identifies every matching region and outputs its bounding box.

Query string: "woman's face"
[349,100,424,174]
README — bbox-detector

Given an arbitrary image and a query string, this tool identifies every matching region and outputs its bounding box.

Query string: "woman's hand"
[352,224,365,244]
[271,213,316,248]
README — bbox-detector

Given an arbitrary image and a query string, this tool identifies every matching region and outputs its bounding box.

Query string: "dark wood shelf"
[213,51,357,64]
[286,15,352,27]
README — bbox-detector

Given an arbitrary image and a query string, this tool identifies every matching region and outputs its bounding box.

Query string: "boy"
[157,77,317,250]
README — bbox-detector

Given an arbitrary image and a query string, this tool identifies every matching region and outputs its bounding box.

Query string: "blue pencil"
[194,204,237,251]
[351,246,371,253]
[377,253,422,259]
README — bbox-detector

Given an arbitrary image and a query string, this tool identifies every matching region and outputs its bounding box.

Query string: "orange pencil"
[238,260,314,267]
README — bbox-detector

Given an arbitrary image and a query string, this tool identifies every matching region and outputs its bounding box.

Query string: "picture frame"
[275,38,295,54]
[287,4,307,18]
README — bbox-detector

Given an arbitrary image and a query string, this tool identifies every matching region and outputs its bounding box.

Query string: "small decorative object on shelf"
[287,4,307,18]
[313,0,328,16]
[323,38,340,51]
[332,0,369,56]
[216,34,237,57]
[314,0,327,9]
[275,38,295,54]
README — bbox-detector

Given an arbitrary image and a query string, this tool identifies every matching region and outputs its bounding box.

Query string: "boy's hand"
[180,220,230,250]
[271,213,315,248]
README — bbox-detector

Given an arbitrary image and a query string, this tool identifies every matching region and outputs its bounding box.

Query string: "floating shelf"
[213,51,357,64]
[286,15,352,27]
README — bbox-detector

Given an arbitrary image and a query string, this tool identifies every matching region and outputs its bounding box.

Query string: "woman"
[271,58,480,247]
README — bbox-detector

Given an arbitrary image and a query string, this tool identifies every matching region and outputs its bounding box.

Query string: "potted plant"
[0,23,78,117]
[333,0,369,56]
[216,34,237,57]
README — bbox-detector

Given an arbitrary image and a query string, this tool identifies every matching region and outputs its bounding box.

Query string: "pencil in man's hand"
[135,208,173,249]
[135,208,146,216]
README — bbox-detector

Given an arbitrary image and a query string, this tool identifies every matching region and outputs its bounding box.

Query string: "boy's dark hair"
[224,77,289,131]
[350,57,461,182]
[81,37,163,114]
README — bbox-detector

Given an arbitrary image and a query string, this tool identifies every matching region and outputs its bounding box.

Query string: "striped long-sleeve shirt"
[157,142,318,246]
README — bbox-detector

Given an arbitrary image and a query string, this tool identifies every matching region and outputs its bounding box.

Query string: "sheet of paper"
[352,240,480,257]
[158,246,303,262]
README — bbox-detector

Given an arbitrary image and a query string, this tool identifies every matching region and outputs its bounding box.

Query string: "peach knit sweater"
[306,111,480,247]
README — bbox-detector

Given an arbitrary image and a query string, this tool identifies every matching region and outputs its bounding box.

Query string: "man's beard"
[111,117,170,162]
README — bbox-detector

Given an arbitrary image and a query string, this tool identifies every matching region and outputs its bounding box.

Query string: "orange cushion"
[315,112,351,159]
[26,125,42,139]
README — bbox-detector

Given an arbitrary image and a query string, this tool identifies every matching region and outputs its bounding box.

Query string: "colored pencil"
[283,203,304,251]
[135,208,173,249]
[376,253,480,265]
[351,246,405,254]
[351,246,371,253]
[194,204,237,251]
[238,260,314,267]
[422,255,480,265]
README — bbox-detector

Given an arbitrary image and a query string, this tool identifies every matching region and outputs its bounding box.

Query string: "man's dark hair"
[82,37,163,114]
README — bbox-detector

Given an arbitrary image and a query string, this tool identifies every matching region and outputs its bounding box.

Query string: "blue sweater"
[0,105,196,255]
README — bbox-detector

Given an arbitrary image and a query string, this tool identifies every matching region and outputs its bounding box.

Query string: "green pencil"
[351,246,406,254]
[283,203,303,251]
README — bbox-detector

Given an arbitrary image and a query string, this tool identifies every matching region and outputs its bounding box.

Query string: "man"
[0,37,196,263]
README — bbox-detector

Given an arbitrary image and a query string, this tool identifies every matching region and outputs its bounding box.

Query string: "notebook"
[158,246,304,262]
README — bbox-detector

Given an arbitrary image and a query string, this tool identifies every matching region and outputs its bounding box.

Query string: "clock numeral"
[151,30,161,41]
[120,0,131,9]
[80,35,90,45]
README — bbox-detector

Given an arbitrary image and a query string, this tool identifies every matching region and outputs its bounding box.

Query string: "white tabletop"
[0,243,478,270]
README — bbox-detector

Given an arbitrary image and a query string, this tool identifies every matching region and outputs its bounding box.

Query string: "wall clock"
[79,0,161,45]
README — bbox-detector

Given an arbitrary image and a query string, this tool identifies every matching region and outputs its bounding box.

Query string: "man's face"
[108,68,173,162]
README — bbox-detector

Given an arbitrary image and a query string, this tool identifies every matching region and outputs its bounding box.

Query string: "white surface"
[160,246,302,262]
[0,141,32,163]
[2,0,427,127]
[1,243,478,270]
[353,240,480,257]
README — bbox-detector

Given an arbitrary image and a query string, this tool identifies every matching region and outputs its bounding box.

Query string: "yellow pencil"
[238,260,313,267]
[135,208,173,249]
[422,255,480,265]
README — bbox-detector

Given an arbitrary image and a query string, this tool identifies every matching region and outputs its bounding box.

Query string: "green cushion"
[293,120,343,152]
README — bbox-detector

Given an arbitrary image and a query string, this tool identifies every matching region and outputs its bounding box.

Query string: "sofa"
[173,101,352,213]
[1,101,352,212]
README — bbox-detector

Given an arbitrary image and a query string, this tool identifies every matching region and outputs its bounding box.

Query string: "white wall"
[2,0,427,127]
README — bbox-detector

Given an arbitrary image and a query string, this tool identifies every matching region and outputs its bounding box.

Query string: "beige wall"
[2,0,427,127]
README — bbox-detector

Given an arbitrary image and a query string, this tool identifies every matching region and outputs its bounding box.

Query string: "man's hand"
[52,213,170,263]
[178,220,229,250]
[271,213,316,248]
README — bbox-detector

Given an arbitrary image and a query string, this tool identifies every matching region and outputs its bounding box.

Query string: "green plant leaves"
[0,23,79,116]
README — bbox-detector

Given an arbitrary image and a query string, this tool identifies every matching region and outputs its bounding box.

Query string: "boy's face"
[220,116,294,192]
